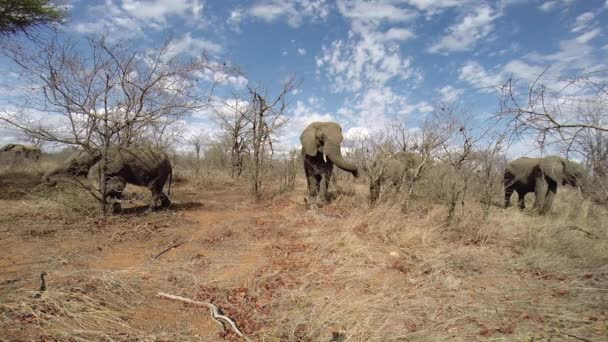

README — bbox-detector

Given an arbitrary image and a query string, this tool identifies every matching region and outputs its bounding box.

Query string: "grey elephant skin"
[43,147,172,213]
[300,122,358,205]
[0,144,41,164]
[504,155,586,214]
[370,151,422,206]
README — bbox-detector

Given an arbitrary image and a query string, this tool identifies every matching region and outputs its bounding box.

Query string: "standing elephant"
[0,144,41,163]
[300,122,358,206]
[369,151,423,205]
[43,146,172,213]
[504,155,586,214]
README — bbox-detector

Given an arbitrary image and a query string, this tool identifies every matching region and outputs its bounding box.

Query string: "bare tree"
[246,77,297,197]
[473,129,508,219]
[498,69,608,147]
[0,33,236,213]
[213,96,251,178]
[498,68,608,201]
[187,133,208,176]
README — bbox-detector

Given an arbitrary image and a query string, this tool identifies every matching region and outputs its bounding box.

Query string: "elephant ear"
[300,125,319,157]
[539,156,565,184]
[324,122,344,144]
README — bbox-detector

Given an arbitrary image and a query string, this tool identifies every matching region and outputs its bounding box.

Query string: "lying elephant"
[0,143,41,163]
[43,146,172,213]
[369,151,423,206]
[300,121,358,206]
[504,155,586,214]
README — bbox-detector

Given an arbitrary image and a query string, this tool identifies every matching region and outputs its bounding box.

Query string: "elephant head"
[539,156,587,189]
[300,121,358,177]
[43,149,101,185]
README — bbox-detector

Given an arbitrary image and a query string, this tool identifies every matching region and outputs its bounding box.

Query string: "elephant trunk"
[42,166,63,186]
[324,141,358,176]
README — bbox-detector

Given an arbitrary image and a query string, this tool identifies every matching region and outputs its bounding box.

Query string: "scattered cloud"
[72,0,208,38]
[571,12,594,33]
[247,0,329,27]
[165,33,222,60]
[404,0,469,16]
[576,28,601,44]
[458,61,504,92]
[427,5,500,54]
[297,48,307,55]
[438,85,464,103]
[316,21,417,92]
[336,0,417,24]
[538,0,576,12]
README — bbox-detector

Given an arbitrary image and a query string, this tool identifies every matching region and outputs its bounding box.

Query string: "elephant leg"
[149,181,171,211]
[541,182,557,214]
[304,159,318,203]
[504,186,514,208]
[315,173,326,204]
[105,177,125,214]
[533,177,548,212]
[370,178,381,206]
[318,168,332,205]
[516,190,526,210]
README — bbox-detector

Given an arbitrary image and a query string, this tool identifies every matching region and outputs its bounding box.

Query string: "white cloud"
[538,1,557,11]
[334,87,432,134]
[538,0,576,12]
[438,85,464,103]
[316,21,417,92]
[336,0,417,23]
[297,48,307,55]
[571,12,594,33]
[72,0,209,38]
[227,8,245,31]
[247,0,329,27]
[427,5,499,54]
[404,0,469,16]
[165,33,222,60]
[121,0,202,21]
[458,61,504,92]
[576,28,601,44]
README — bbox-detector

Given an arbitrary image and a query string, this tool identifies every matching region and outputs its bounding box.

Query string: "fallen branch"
[157,292,252,342]
[567,226,601,240]
[152,241,186,260]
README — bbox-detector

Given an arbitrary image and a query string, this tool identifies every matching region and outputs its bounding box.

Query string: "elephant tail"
[167,168,172,198]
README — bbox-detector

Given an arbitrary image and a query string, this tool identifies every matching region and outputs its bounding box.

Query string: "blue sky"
[2,0,608,155]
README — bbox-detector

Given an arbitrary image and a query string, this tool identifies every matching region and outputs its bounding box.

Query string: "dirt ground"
[0,176,607,341]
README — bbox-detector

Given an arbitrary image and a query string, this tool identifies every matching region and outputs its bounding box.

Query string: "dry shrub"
[1,271,145,341]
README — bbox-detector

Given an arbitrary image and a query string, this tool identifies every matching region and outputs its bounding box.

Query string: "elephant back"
[393,151,422,170]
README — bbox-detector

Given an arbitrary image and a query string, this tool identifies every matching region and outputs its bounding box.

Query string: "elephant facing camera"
[300,122,359,207]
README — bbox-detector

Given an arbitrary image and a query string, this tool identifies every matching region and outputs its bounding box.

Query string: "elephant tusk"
[323,153,327,163]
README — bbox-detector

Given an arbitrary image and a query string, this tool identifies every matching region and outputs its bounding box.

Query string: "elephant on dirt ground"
[0,144,41,163]
[300,122,358,206]
[504,155,586,214]
[43,146,172,213]
[370,151,423,206]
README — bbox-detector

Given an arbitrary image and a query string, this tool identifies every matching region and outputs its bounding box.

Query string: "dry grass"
[0,160,606,341]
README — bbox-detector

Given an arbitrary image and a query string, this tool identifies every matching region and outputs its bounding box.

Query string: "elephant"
[369,151,423,206]
[0,144,41,163]
[43,146,172,213]
[504,155,586,214]
[300,122,358,206]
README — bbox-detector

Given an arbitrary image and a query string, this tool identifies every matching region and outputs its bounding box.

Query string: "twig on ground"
[554,329,592,342]
[152,241,186,260]
[567,226,601,240]
[157,292,252,342]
